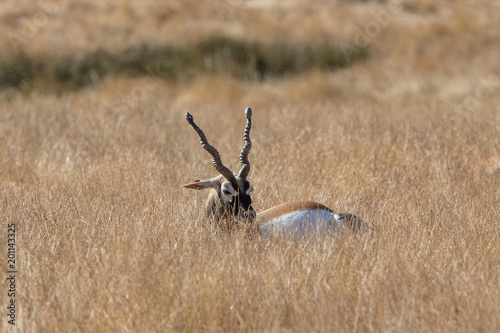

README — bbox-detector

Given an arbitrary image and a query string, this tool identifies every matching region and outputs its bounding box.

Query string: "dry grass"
[1,0,500,332]
[1,87,499,332]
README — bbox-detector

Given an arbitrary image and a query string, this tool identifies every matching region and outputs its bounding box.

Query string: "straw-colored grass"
[1,83,499,332]
[0,0,499,332]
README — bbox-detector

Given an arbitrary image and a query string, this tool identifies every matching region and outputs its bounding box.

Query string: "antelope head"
[183,108,256,226]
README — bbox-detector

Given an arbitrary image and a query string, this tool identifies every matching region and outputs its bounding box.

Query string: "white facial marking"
[246,184,254,195]
[221,182,237,203]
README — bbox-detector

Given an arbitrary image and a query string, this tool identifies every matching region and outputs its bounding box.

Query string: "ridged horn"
[185,113,238,186]
[238,107,252,179]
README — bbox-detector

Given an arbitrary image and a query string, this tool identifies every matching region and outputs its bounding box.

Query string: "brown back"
[255,200,333,226]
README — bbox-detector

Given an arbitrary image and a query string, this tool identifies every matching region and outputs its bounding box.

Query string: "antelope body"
[183,108,365,238]
[473,153,500,181]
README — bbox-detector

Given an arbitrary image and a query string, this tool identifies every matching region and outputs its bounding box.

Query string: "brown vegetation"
[474,153,500,181]
[0,0,499,332]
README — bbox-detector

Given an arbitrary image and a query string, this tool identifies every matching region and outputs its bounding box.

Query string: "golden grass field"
[1,0,500,332]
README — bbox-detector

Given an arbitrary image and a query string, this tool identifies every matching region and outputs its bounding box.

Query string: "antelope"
[473,153,500,181]
[183,107,366,238]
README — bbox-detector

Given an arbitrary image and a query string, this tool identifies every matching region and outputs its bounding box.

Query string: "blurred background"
[1,2,500,332]
[1,0,499,109]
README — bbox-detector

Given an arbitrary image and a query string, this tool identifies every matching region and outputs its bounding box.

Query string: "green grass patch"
[0,37,367,93]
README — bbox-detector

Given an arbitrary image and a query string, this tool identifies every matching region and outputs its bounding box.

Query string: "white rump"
[260,209,344,239]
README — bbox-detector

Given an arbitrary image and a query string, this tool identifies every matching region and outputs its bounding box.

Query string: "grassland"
[0,38,366,92]
[1,0,500,332]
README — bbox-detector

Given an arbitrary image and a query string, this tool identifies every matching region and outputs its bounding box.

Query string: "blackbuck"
[183,108,366,238]
[473,153,500,181]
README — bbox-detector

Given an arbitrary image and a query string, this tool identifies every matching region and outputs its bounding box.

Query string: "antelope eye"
[222,189,231,195]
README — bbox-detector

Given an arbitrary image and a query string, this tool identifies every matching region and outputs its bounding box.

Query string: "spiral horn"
[185,113,238,186]
[238,107,252,179]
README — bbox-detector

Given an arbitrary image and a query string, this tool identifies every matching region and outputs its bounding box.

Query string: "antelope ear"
[182,178,219,190]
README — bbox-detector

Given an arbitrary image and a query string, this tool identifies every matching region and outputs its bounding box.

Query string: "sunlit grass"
[0,0,499,332]
[0,86,499,331]
[0,38,366,93]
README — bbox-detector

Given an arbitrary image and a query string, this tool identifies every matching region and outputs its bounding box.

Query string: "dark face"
[222,179,256,222]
